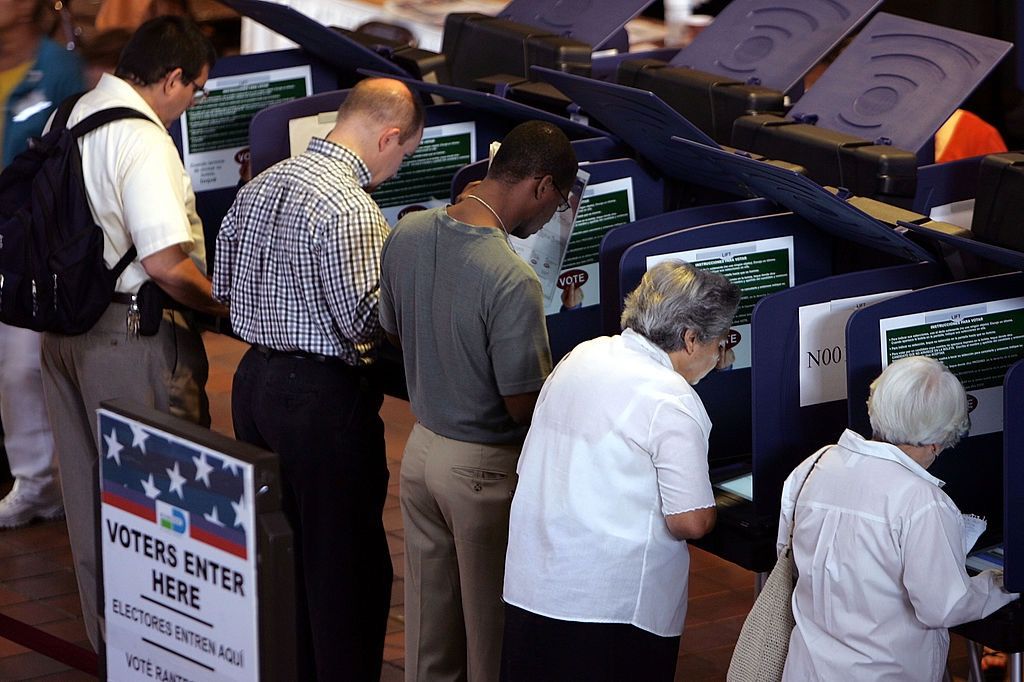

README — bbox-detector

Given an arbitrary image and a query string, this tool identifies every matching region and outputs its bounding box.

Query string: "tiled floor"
[0,332,985,680]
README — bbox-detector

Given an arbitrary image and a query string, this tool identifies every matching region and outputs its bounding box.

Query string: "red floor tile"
[2,572,79,602]
[0,601,70,627]
[0,636,30,659]
[0,649,76,679]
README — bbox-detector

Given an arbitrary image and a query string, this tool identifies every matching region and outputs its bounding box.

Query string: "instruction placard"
[879,297,1024,436]
[182,65,312,191]
[99,409,258,681]
[798,290,910,407]
[647,236,795,369]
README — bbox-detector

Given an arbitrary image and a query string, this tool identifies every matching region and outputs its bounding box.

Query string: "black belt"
[251,343,356,368]
[111,291,186,311]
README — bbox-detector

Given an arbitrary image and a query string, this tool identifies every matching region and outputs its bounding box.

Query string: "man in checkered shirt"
[213,77,423,681]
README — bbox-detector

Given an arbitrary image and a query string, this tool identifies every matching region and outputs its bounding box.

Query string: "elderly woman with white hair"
[500,260,741,682]
[778,356,1019,681]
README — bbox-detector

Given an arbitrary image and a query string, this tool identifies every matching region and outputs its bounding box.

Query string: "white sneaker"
[0,480,64,529]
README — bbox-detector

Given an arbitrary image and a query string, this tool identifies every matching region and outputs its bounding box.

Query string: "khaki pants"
[40,305,209,651]
[401,422,520,682]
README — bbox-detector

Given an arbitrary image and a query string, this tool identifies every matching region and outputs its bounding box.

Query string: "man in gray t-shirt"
[380,121,577,682]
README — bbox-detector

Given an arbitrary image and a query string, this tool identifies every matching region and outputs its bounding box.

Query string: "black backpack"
[0,93,153,334]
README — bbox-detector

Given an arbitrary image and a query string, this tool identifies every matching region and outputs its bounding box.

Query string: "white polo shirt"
[503,329,716,637]
[779,429,1018,681]
[66,73,205,294]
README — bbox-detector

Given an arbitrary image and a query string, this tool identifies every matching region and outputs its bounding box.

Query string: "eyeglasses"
[554,184,571,213]
[190,81,209,105]
[534,176,572,213]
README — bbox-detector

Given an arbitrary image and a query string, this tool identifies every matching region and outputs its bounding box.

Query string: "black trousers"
[232,347,391,681]
[500,603,681,682]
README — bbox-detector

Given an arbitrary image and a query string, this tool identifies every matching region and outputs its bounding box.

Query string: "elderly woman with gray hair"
[500,260,741,682]
[778,356,1019,681]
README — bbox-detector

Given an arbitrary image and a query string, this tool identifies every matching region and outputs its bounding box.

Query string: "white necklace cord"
[465,194,514,250]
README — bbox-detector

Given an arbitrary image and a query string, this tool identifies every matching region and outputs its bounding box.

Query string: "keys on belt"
[111,292,141,338]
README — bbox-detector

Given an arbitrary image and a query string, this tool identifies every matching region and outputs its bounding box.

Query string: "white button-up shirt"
[779,429,1017,681]
[503,329,716,637]
[67,73,205,294]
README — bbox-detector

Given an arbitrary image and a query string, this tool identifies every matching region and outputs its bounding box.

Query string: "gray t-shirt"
[380,207,552,444]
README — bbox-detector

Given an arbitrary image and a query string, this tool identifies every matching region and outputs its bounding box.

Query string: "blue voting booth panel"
[249,89,350,176]
[530,67,752,195]
[448,137,632,199]
[846,272,1024,542]
[498,0,652,52]
[591,48,679,81]
[359,70,609,142]
[1019,2,1024,91]
[789,12,1011,158]
[912,156,984,215]
[1003,360,1024,592]
[219,0,410,78]
[599,198,783,335]
[750,263,947,516]
[531,66,714,145]
[670,137,938,263]
[670,0,881,95]
[170,49,336,270]
[900,221,1024,273]
[619,212,833,467]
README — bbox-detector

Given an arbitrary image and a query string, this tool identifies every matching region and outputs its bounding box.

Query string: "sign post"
[97,400,294,681]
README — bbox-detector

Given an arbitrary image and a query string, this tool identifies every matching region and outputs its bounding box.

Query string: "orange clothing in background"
[934,109,1008,164]
[94,0,150,31]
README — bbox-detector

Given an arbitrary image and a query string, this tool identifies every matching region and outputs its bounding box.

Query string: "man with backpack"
[37,16,226,651]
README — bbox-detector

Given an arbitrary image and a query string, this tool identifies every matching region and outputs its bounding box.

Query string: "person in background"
[215,77,424,680]
[501,260,739,682]
[778,356,1019,681]
[933,109,1007,164]
[0,0,83,529]
[380,120,578,682]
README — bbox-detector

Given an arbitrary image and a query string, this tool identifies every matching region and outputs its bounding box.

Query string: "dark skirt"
[500,603,681,682]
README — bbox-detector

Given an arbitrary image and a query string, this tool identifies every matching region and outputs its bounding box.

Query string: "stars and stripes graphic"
[98,412,250,560]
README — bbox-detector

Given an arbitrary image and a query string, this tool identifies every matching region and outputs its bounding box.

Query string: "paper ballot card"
[963,514,987,556]
[508,168,591,303]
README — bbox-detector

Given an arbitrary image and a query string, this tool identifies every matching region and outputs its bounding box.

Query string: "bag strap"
[784,445,830,551]
[71,107,154,138]
[111,246,138,280]
[49,92,86,133]
[64,101,157,277]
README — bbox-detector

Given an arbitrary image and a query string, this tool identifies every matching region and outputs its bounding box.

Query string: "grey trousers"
[40,304,209,651]
[400,422,520,682]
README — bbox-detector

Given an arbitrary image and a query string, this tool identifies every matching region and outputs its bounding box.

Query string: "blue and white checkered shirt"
[213,138,388,366]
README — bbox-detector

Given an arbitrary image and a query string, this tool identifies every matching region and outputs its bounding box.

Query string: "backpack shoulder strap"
[111,245,138,280]
[49,92,87,133]
[64,105,161,276]
[71,107,155,138]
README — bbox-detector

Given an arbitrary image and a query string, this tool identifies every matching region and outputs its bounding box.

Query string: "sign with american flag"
[98,408,259,682]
